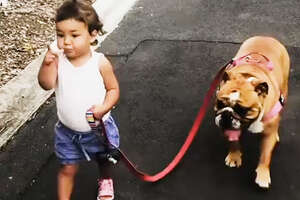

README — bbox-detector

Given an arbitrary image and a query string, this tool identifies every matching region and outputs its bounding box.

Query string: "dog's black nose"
[220,111,234,129]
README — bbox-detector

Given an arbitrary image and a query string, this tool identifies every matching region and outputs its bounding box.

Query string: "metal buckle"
[279,94,285,106]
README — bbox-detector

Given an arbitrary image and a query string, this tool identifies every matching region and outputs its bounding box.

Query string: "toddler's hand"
[43,51,57,66]
[90,105,106,120]
[43,43,63,66]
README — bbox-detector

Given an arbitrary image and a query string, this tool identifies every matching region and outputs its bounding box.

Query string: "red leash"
[100,61,230,182]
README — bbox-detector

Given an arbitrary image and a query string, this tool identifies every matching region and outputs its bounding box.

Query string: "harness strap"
[263,94,285,122]
[232,52,274,70]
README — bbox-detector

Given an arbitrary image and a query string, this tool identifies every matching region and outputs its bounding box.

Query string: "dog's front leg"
[225,141,242,168]
[255,119,280,188]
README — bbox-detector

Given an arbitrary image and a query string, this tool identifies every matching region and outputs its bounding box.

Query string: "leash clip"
[279,94,285,106]
[107,154,118,164]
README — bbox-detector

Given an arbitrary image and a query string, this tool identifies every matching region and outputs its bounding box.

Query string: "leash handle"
[86,111,119,164]
[86,110,100,130]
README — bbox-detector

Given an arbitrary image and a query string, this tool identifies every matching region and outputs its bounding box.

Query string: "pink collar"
[227,53,285,122]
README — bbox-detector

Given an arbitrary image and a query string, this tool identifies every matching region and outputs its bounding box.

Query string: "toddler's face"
[56,18,96,59]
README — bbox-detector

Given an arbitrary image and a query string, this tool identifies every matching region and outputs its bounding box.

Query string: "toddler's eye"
[57,33,64,38]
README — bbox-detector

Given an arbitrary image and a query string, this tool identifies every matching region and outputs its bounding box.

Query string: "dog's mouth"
[215,107,245,141]
[224,129,241,141]
[215,107,242,126]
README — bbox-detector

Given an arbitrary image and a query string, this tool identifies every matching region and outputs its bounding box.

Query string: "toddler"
[38,0,120,199]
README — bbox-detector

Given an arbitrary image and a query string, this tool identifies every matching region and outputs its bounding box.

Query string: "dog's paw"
[225,151,242,167]
[255,165,271,188]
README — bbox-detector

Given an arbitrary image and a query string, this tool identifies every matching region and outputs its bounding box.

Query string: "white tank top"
[55,51,110,132]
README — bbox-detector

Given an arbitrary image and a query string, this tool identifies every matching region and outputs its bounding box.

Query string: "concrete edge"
[0,0,138,148]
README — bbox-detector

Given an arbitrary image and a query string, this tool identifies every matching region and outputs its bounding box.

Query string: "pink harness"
[229,52,285,122]
[232,52,274,71]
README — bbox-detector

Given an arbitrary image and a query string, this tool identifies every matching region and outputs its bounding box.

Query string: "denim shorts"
[54,115,120,165]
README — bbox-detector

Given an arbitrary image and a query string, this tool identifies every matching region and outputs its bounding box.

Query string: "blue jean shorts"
[54,115,120,165]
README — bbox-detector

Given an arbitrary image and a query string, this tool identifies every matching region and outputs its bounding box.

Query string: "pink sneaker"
[97,178,114,200]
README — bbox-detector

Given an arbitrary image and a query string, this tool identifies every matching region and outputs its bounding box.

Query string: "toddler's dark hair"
[55,0,104,35]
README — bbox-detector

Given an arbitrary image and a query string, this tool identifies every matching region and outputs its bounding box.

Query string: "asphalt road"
[1,0,300,200]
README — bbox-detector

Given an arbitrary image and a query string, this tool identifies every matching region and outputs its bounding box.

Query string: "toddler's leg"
[97,160,115,200]
[98,161,114,179]
[57,164,79,200]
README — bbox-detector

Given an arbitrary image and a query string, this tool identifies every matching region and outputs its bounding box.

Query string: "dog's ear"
[222,72,230,82]
[255,82,268,97]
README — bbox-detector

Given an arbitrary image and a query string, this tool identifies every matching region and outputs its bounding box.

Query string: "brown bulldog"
[214,36,290,188]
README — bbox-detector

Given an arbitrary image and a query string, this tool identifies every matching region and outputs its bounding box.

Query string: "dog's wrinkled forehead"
[216,73,268,116]
[217,73,246,104]
[218,71,268,101]
[220,76,256,104]
[215,71,269,120]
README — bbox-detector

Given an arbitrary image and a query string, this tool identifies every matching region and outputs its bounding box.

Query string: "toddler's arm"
[38,47,59,90]
[93,56,120,119]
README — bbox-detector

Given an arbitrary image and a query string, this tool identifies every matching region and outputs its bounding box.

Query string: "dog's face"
[214,71,268,140]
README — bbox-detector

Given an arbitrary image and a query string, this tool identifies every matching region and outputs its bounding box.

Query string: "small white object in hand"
[49,42,63,55]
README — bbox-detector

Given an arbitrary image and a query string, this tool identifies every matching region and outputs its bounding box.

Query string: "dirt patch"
[0,0,64,88]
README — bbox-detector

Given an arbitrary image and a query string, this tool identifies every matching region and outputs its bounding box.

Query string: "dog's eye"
[234,104,250,116]
[217,100,226,109]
